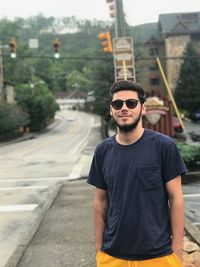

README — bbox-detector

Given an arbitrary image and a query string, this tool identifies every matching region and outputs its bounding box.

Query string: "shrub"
[176,142,200,171]
[16,83,59,131]
[0,101,30,135]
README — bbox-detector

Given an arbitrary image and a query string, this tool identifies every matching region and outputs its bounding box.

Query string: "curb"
[3,183,63,267]
[0,134,36,147]
[182,171,200,184]
[184,216,200,246]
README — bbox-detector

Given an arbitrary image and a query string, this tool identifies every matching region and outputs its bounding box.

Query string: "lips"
[118,115,132,118]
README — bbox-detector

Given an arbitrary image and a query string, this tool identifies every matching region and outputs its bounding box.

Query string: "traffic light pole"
[0,41,4,99]
[115,0,126,37]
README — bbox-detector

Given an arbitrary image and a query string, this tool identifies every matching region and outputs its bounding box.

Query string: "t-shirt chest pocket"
[137,166,162,191]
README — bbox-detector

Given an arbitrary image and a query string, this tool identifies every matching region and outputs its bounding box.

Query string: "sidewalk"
[16,179,200,267]
[17,179,96,267]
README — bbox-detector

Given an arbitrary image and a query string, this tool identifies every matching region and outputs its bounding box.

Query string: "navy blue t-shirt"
[87,129,187,260]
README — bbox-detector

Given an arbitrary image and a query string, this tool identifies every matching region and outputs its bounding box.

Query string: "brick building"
[134,11,200,95]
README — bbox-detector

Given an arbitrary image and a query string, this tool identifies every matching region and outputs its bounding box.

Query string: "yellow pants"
[96,251,182,267]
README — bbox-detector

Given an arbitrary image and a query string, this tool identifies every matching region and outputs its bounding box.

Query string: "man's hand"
[172,247,183,262]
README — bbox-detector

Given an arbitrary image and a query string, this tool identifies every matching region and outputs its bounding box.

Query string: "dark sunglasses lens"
[111,100,123,110]
[126,100,138,109]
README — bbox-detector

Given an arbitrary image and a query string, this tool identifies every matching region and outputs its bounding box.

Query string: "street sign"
[114,53,132,61]
[114,50,133,67]
[117,68,134,78]
[114,38,133,50]
[113,37,135,82]
[29,39,39,49]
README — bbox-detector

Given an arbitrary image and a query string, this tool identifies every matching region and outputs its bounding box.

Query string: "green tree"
[16,83,59,131]
[174,43,200,116]
[1,15,116,95]
[89,53,114,118]
[0,101,29,135]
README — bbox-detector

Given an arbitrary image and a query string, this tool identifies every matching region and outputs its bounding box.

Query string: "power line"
[1,54,200,61]
[0,54,112,60]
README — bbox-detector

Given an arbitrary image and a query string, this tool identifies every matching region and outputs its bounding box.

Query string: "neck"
[116,124,144,145]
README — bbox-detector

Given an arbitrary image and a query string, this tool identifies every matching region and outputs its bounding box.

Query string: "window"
[149,64,158,71]
[150,78,160,85]
[149,47,159,56]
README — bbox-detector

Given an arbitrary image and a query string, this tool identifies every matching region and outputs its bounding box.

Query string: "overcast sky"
[0,0,199,26]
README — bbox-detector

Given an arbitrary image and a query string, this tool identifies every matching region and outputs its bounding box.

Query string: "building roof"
[159,12,200,34]
[131,23,163,44]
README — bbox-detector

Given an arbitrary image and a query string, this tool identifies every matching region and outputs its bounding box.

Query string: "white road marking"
[0,186,48,191]
[184,193,200,198]
[193,222,200,226]
[68,156,88,180]
[71,117,95,155]
[0,204,38,212]
[0,177,69,183]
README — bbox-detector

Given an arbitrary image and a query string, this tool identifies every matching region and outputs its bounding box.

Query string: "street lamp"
[30,80,45,89]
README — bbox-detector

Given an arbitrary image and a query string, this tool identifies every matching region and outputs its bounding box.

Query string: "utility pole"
[115,0,126,37]
[0,41,4,100]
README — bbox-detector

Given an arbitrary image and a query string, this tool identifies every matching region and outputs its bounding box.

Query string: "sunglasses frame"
[110,99,140,110]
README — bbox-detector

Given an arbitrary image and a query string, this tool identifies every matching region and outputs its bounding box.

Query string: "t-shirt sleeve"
[87,146,107,190]
[161,138,187,183]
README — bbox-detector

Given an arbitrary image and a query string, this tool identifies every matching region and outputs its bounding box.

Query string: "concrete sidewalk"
[16,179,200,267]
[17,179,96,267]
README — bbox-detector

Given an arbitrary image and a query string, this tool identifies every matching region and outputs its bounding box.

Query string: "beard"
[113,109,142,133]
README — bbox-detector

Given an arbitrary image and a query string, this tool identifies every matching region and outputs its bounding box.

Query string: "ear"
[141,103,146,116]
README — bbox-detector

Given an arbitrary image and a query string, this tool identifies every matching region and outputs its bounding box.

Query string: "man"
[87,80,187,267]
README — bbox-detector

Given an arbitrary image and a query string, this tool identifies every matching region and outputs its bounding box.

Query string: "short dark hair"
[110,80,146,103]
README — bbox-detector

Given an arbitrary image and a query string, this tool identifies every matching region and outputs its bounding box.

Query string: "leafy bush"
[0,101,30,135]
[176,142,200,171]
[16,83,59,131]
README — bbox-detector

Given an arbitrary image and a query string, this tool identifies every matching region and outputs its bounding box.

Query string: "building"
[0,81,15,103]
[134,11,200,95]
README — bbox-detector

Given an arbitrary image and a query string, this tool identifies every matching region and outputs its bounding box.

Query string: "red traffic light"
[98,31,113,53]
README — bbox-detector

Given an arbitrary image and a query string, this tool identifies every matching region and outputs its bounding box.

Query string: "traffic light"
[109,3,115,18]
[98,31,113,53]
[9,38,16,58]
[106,0,115,18]
[52,39,60,58]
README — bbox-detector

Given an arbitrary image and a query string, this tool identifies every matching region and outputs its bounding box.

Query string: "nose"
[121,102,128,110]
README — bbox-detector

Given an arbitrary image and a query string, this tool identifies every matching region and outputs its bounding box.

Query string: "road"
[0,110,98,179]
[0,110,101,267]
[182,119,200,231]
[183,178,200,231]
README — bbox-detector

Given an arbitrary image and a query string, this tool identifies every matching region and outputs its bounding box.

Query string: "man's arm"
[166,175,184,262]
[93,188,108,252]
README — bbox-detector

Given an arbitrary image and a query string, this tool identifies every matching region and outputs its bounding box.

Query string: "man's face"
[110,90,146,132]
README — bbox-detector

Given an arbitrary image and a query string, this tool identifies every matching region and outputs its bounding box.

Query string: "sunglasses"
[110,99,140,110]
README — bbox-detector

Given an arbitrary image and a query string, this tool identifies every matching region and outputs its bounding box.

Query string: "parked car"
[190,111,200,122]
